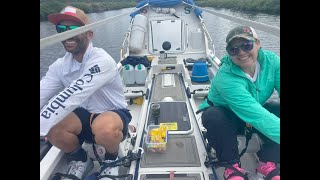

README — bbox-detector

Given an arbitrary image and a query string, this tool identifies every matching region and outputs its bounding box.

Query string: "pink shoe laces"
[257,162,280,180]
[224,163,246,180]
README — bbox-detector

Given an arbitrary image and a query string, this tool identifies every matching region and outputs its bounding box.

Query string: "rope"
[202,7,280,37]
[182,2,279,37]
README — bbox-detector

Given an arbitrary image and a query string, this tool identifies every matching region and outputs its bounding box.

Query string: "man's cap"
[48,6,89,26]
[226,26,259,46]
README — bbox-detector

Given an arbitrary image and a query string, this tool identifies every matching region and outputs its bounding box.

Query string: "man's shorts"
[73,107,132,144]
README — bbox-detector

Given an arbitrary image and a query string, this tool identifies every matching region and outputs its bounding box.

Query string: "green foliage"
[40,0,279,22]
[195,0,279,15]
[40,1,67,21]
[40,0,136,21]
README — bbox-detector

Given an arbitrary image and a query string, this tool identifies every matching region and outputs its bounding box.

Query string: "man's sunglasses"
[226,40,255,56]
[56,25,81,33]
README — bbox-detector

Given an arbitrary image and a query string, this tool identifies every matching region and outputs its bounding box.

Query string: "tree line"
[196,0,279,15]
[40,0,279,22]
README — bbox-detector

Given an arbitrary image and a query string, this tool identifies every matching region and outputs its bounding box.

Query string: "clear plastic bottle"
[134,64,147,84]
[123,64,135,85]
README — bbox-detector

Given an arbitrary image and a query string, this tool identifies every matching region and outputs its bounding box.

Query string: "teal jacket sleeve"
[274,54,280,97]
[215,75,280,144]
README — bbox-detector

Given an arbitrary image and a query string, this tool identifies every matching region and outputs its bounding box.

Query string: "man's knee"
[92,112,123,142]
[47,125,68,144]
[47,126,60,140]
[95,124,118,138]
[47,113,83,140]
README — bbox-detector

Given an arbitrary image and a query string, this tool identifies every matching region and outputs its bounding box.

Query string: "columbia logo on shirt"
[40,73,93,119]
[89,64,100,74]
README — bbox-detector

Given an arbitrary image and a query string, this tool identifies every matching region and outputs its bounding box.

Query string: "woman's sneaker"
[99,159,120,180]
[62,155,94,180]
[224,163,248,180]
[256,161,280,180]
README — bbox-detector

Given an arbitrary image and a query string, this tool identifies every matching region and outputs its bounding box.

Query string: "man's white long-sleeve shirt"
[40,43,127,136]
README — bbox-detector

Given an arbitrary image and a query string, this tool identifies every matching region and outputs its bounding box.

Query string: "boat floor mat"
[150,73,186,102]
[140,135,201,167]
[146,102,191,131]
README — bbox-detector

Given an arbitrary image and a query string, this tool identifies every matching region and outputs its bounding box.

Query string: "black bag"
[121,56,151,68]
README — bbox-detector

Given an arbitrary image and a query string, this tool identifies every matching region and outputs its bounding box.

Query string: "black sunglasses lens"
[242,41,254,52]
[227,41,254,56]
[228,47,240,56]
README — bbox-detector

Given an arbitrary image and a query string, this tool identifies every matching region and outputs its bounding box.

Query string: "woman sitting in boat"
[40,6,132,180]
[198,26,280,180]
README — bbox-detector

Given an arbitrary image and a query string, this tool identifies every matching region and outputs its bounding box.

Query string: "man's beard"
[63,35,88,55]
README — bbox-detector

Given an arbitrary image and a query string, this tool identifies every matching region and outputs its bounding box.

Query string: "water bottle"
[122,64,135,85]
[134,64,147,84]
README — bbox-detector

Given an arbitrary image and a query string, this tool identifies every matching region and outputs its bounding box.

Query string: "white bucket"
[129,14,148,53]
[122,64,135,85]
[135,64,147,84]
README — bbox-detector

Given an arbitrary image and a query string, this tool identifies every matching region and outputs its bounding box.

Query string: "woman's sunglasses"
[226,40,255,56]
[56,25,81,33]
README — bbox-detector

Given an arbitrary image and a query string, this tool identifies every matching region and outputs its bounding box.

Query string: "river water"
[40,7,280,79]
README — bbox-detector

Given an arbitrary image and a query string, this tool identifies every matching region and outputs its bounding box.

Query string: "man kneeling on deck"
[40,6,131,179]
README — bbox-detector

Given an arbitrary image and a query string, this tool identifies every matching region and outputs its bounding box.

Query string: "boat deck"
[40,2,279,179]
